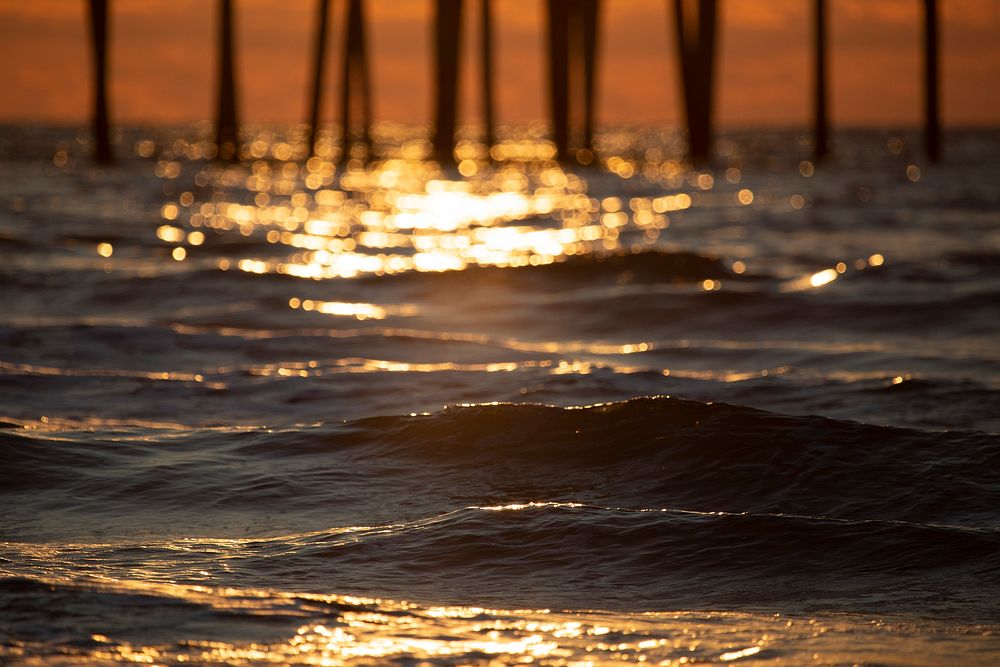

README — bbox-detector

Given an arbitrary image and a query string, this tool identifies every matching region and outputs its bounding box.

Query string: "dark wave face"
[2,126,1000,663]
[2,398,999,620]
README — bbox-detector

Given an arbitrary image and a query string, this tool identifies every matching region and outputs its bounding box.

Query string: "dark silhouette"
[813,0,828,162]
[579,0,599,155]
[480,0,495,152]
[923,0,941,162]
[339,0,373,163]
[433,0,498,162]
[546,0,600,162]
[76,2,954,168]
[215,0,240,162]
[87,0,112,164]
[307,0,332,157]
[547,0,570,160]
[672,0,717,166]
[433,0,464,163]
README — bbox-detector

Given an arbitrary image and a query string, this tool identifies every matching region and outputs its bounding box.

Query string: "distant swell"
[3,503,998,615]
[3,397,998,534]
[357,398,1000,525]
[372,250,737,287]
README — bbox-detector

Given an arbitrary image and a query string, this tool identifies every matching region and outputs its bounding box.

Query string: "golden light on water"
[782,252,887,293]
[161,203,180,220]
[115,128,906,394]
[8,0,1000,655]
[809,268,839,288]
[149,130,704,281]
[288,298,417,320]
[157,225,185,243]
[719,645,763,661]
[10,570,996,665]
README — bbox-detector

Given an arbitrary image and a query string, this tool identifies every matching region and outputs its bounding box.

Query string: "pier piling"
[547,0,599,162]
[579,0,599,155]
[339,0,373,163]
[813,0,828,162]
[87,0,112,164]
[79,1,952,169]
[481,0,495,152]
[307,0,332,157]
[214,0,240,162]
[547,0,571,161]
[923,0,941,162]
[433,0,464,163]
[671,0,717,167]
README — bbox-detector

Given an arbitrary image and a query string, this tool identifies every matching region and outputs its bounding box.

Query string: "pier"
[85,0,945,166]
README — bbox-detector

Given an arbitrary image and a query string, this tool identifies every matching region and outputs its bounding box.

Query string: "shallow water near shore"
[1,125,999,664]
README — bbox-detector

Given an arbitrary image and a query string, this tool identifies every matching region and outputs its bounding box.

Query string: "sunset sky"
[2,0,999,129]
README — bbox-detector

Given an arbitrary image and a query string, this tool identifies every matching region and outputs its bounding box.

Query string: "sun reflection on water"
[5,574,994,665]
[148,128,695,280]
[287,298,417,320]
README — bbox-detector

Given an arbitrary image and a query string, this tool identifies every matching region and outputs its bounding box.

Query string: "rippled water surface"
[1,125,999,664]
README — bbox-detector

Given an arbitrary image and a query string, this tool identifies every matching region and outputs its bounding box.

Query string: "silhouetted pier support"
[433,0,464,163]
[813,0,828,162]
[307,0,332,157]
[672,0,718,167]
[546,0,600,162]
[481,0,495,152]
[580,0,599,155]
[547,0,570,160]
[87,0,112,164]
[339,0,373,163]
[214,0,240,162]
[923,0,941,162]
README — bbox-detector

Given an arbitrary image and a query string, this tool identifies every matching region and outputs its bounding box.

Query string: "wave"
[4,572,997,666]
[367,249,738,287]
[3,397,998,536]
[360,398,1000,521]
[7,261,998,352]
[3,502,998,617]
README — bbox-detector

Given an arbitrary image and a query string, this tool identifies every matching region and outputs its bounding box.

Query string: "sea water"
[1,125,998,664]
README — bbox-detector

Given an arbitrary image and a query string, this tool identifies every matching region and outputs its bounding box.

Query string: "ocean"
[1,124,998,665]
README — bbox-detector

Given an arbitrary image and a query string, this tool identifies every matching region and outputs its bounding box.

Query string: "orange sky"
[2,0,999,128]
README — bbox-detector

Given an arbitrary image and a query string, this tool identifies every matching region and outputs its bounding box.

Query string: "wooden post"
[813,0,828,161]
[339,0,372,162]
[357,0,373,149]
[433,0,463,163]
[307,0,331,157]
[671,0,717,167]
[87,0,112,164]
[547,0,570,161]
[338,0,351,157]
[923,0,941,162]
[672,0,696,163]
[545,1,600,162]
[481,0,495,152]
[580,0,599,154]
[215,0,239,162]
[692,0,717,166]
